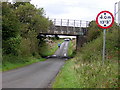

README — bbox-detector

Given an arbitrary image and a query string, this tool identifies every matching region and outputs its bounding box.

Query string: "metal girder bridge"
[40,18,90,36]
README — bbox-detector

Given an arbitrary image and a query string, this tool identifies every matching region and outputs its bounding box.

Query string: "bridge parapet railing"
[50,18,89,27]
[47,19,90,35]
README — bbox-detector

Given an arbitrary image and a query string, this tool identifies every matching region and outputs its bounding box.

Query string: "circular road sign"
[96,11,114,29]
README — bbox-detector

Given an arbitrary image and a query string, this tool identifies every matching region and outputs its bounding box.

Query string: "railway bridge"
[39,19,90,50]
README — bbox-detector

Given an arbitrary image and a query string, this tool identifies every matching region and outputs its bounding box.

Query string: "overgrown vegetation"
[2,2,54,71]
[53,21,119,88]
[87,21,102,41]
[67,39,76,57]
[39,39,64,57]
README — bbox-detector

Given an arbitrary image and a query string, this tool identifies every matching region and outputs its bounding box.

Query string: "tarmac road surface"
[2,41,69,88]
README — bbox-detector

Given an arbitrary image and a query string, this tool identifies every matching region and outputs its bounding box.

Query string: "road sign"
[96,11,114,64]
[96,11,114,29]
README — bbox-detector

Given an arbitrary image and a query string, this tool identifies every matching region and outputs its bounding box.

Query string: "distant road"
[2,41,69,88]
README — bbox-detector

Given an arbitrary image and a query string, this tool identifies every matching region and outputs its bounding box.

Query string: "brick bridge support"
[76,35,87,51]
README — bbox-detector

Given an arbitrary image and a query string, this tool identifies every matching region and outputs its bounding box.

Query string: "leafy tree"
[0,3,2,48]
[11,2,28,9]
[87,21,102,41]
[3,36,21,55]
[2,2,21,40]
[15,3,50,37]
[2,2,21,55]
[2,2,53,58]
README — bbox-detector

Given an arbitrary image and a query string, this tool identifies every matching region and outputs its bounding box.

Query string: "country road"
[2,41,69,88]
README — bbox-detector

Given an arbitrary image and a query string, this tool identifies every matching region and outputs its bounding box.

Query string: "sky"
[30,0,120,38]
[30,0,120,22]
[7,0,119,38]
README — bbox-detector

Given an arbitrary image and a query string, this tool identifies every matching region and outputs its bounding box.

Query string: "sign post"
[102,29,106,64]
[96,11,114,64]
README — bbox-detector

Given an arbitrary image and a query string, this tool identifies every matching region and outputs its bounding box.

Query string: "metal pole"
[61,19,62,26]
[114,2,117,22]
[73,20,75,31]
[102,29,106,64]
[67,19,69,26]
[53,19,56,32]
[86,21,88,28]
[118,1,120,25]
[79,20,82,30]
[54,19,56,25]
[79,20,82,35]
[67,19,69,34]
[60,19,62,31]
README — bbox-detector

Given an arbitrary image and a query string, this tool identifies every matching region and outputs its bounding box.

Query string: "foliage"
[3,35,21,55]
[53,60,79,88]
[67,40,76,57]
[39,39,64,57]
[2,2,53,71]
[2,55,45,71]
[52,22,119,88]
[2,2,21,41]
[87,21,102,41]
[15,3,50,35]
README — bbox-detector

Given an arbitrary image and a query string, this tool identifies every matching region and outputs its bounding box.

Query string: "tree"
[2,2,21,55]
[2,2,21,40]
[2,2,53,57]
[15,3,51,37]
[87,21,102,41]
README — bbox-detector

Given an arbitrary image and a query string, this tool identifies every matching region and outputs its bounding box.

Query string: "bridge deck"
[40,19,90,36]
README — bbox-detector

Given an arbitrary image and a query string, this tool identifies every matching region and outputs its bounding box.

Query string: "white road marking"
[64,53,66,56]
[52,55,56,56]
[64,48,67,50]
[65,43,68,47]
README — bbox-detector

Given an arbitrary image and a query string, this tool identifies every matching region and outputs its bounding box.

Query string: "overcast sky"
[30,0,120,22]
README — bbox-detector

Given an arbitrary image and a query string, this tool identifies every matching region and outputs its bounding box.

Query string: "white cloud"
[30,0,120,21]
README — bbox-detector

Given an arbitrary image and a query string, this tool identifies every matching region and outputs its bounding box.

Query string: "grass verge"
[67,39,76,57]
[2,39,64,72]
[40,39,64,57]
[2,56,46,72]
[52,60,79,88]
[53,58,118,88]
[52,27,119,88]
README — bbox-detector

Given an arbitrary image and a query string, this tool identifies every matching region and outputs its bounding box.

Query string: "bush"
[87,21,102,41]
[52,21,119,88]
[3,35,21,55]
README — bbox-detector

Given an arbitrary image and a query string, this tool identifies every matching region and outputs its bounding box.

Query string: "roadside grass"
[0,65,1,72]
[52,60,80,88]
[67,40,76,57]
[52,27,119,88]
[40,39,64,57]
[2,56,46,71]
[2,39,63,71]
[53,57,118,88]
[74,58,118,88]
